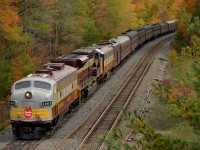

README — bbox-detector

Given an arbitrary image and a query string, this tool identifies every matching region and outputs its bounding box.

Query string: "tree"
[51,0,100,53]
[17,0,53,61]
[174,2,200,52]
[132,0,182,23]
[0,0,23,98]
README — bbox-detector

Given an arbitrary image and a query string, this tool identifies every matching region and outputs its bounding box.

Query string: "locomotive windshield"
[15,81,31,90]
[34,81,51,90]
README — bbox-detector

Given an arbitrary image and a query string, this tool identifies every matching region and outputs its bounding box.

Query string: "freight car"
[9,20,178,139]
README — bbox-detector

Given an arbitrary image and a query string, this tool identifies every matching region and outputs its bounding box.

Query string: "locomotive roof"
[142,25,152,30]
[121,30,138,39]
[112,35,130,43]
[108,39,120,47]
[132,27,145,31]
[95,45,113,55]
[57,54,80,60]
[95,40,120,48]
[151,23,160,26]
[55,54,88,61]
[97,41,113,45]
[99,40,119,47]
[49,65,77,82]
[165,20,176,24]
[38,64,76,82]
[17,64,77,84]
[159,22,168,25]
[72,47,95,53]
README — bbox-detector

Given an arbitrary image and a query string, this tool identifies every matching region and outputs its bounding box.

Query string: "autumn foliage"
[0,0,21,43]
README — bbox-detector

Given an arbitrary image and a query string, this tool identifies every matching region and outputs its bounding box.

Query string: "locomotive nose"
[10,89,52,109]
[10,89,52,121]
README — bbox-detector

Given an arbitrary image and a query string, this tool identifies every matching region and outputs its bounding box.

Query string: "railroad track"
[54,35,174,150]
[3,114,72,150]
[3,138,46,150]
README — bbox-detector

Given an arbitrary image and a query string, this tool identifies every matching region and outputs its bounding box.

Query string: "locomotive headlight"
[25,91,32,99]
[41,101,52,107]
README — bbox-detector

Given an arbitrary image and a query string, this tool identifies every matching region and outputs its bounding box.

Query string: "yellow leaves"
[133,0,182,22]
[168,49,177,65]
[91,0,144,37]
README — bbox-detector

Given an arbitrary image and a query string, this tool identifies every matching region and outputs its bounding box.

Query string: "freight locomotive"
[9,20,178,139]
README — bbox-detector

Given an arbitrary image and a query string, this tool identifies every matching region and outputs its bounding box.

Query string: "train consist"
[9,20,178,139]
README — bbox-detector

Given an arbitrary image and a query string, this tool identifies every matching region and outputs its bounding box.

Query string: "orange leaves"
[181,0,196,13]
[158,79,192,102]
[0,0,21,41]
[0,5,19,25]
[169,82,191,100]
[178,23,190,40]
[91,0,111,21]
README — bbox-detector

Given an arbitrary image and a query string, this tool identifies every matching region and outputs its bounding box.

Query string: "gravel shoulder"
[0,34,174,150]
